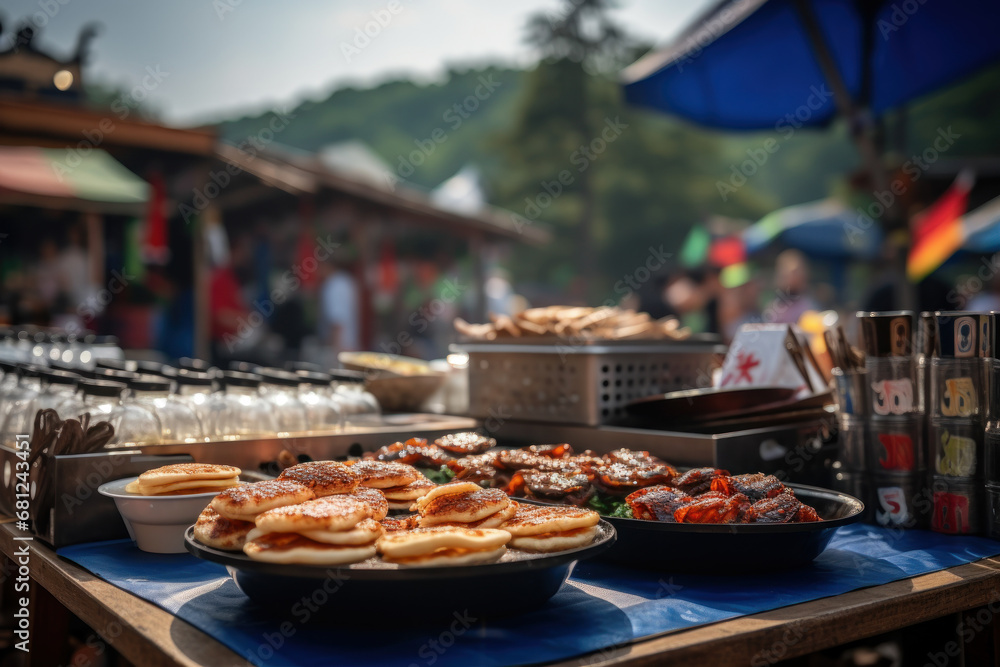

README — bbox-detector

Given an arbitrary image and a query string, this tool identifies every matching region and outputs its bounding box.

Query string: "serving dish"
[339,351,446,412]
[568,483,863,572]
[98,476,226,553]
[185,520,616,616]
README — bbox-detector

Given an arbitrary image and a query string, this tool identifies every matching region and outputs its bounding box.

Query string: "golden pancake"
[413,482,482,511]
[243,532,375,565]
[126,477,240,496]
[193,507,255,551]
[277,461,359,496]
[136,463,242,486]
[254,495,371,534]
[299,519,384,546]
[351,487,389,521]
[434,501,518,529]
[499,504,599,536]
[380,515,420,532]
[380,477,437,502]
[508,525,598,552]
[384,545,507,567]
[349,460,420,489]
[417,488,511,526]
[376,526,510,559]
[211,480,314,521]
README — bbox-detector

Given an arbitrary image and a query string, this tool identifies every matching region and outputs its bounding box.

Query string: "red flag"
[907,170,974,282]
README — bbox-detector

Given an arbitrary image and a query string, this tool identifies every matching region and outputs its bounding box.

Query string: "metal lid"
[179,357,212,372]
[285,361,325,373]
[39,368,80,387]
[129,374,172,393]
[79,378,126,397]
[329,369,365,384]
[256,368,301,387]
[175,369,215,387]
[220,370,261,389]
[228,361,259,374]
[96,358,137,372]
[91,367,138,382]
[295,370,332,386]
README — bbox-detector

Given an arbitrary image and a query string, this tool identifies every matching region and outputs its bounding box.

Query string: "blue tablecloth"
[57,525,1000,667]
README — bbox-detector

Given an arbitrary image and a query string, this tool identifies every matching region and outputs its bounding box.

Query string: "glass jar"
[131,375,204,443]
[96,358,138,373]
[296,371,343,432]
[331,371,381,426]
[257,368,309,434]
[31,369,83,421]
[0,361,21,423]
[203,371,277,440]
[174,369,217,425]
[83,378,161,448]
[1,365,43,446]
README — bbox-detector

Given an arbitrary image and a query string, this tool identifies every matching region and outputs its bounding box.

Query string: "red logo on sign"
[932,492,971,534]
[877,433,915,471]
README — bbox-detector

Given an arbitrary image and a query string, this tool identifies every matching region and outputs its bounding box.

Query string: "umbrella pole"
[792,0,913,310]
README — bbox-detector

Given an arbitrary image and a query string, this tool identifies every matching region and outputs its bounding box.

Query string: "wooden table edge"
[4,521,999,667]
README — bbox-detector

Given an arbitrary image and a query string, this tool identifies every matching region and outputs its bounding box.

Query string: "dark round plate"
[595,483,863,572]
[184,521,616,616]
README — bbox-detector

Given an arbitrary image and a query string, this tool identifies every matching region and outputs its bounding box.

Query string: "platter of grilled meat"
[366,434,864,571]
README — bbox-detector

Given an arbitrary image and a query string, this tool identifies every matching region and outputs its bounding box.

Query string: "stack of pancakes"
[499,504,600,552]
[195,478,315,551]
[376,525,510,567]
[126,463,241,496]
[413,482,516,528]
[348,460,435,510]
[194,462,394,562]
[244,494,385,564]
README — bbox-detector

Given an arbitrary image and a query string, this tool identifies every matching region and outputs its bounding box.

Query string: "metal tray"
[184,521,616,616]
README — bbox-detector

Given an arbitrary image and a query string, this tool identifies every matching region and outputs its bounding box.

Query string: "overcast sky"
[1,0,712,125]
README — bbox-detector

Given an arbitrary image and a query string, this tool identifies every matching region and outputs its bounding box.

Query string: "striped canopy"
[0,146,149,212]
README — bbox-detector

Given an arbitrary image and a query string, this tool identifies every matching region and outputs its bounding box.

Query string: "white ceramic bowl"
[98,476,221,553]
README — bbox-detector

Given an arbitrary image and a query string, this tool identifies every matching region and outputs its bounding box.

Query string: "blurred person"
[767,250,818,325]
[863,239,952,312]
[318,258,360,362]
[719,270,762,343]
[58,225,94,307]
[210,235,256,364]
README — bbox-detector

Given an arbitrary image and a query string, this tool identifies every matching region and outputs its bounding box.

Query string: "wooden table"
[5,522,999,667]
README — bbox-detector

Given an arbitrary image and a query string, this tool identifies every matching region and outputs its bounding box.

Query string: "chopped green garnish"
[422,465,455,485]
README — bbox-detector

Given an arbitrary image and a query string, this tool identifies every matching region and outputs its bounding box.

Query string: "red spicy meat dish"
[368,438,822,524]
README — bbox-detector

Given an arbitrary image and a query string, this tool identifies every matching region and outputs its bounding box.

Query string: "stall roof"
[0,98,216,155]
[215,142,551,245]
[0,145,148,214]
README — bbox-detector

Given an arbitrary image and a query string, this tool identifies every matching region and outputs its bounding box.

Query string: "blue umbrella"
[621,0,1000,132]
[743,198,882,259]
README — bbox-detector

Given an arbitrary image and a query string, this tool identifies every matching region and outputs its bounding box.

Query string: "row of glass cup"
[0,360,381,447]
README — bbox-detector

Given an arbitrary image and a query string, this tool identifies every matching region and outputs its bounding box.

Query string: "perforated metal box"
[457,339,725,426]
